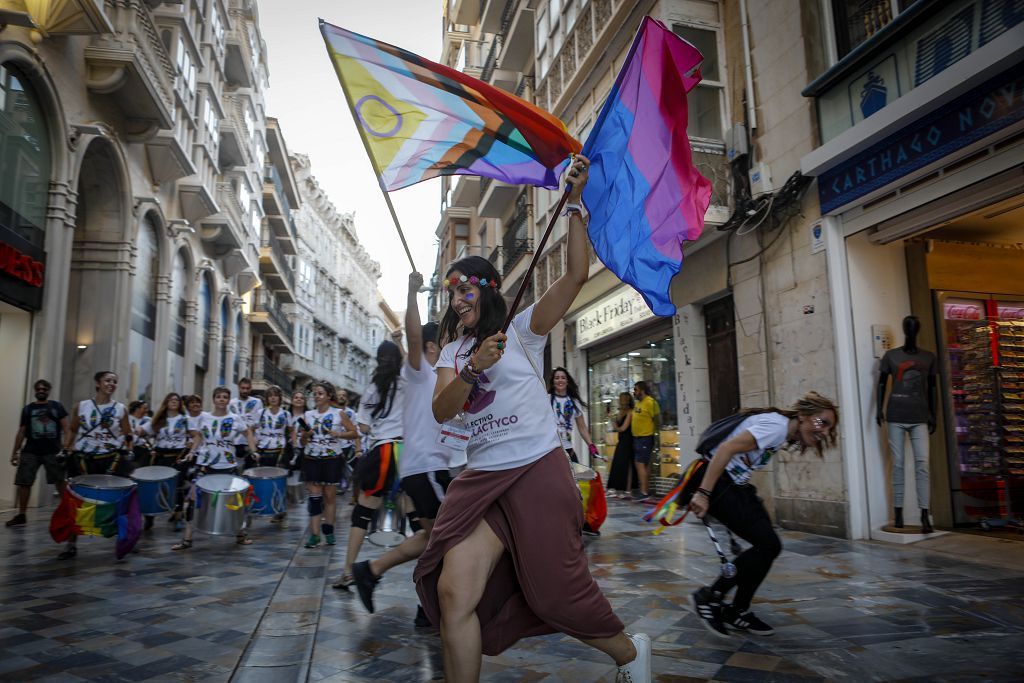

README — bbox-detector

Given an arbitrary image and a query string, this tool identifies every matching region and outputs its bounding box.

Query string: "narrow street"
[2,497,1022,682]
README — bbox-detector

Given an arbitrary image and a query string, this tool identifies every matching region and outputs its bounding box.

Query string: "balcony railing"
[261,355,292,391]
[502,239,532,276]
[253,289,294,344]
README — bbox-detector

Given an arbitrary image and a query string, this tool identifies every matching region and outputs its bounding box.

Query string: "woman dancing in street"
[547,367,598,465]
[414,156,650,683]
[689,392,839,637]
[58,371,133,560]
[299,381,358,548]
[334,341,404,586]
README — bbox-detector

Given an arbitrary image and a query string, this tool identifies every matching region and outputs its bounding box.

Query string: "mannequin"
[876,316,938,533]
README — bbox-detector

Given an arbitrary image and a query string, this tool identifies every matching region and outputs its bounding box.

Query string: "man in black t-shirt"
[6,380,69,527]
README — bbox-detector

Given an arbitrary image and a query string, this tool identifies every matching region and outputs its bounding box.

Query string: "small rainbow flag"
[319,20,581,191]
[50,488,142,559]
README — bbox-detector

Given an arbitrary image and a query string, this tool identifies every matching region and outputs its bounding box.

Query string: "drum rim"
[195,473,249,494]
[130,465,179,481]
[242,466,289,479]
[68,474,136,490]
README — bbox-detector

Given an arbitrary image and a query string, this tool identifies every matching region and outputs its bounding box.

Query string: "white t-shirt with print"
[195,412,249,469]
[710,413,790,485]
[254,407,290,451]
[146,414,190,450]
[550,395,583,451]
[436,305,560,472]
[304,407,347,459]
[400,360,450,478]
[356,379,404,450]
[130,415,152,448]
[74,401,127,454]
[337,407,357,450]
[228,396,264,446]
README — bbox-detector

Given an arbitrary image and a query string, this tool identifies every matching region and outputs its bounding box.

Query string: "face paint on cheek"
[465,293,475,301]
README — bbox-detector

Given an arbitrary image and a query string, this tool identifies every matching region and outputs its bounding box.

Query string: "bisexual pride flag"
[320,20,581,191]
[582,18,712,316]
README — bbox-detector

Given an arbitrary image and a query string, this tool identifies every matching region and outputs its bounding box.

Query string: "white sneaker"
[616,632,651,683]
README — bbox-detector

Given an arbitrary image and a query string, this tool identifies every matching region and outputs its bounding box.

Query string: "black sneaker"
[351,560,380,613]
[143,516,154,531]
[57,545,77,561]
[414,604,432,628]
[581,523,600,537]
[691,587,729,637]
[5,513,26,527]
[723,605,774,635]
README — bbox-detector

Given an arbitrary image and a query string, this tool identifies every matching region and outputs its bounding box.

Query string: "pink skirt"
[413,447,624,655]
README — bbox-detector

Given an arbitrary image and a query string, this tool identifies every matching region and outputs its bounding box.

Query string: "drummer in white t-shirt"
[340,272,457,623]
[172,386,258,550]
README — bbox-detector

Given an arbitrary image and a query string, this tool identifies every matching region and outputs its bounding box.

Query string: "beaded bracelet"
[696,487,712,498]
[458,364,481,385]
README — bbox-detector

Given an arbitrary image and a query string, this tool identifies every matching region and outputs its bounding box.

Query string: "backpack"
[694,412,750,457]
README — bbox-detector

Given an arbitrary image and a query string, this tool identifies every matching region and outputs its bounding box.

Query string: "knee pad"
[407,512,422,534]
[351,504,374,530]
[307,495,323,517]
[322,523,334,536]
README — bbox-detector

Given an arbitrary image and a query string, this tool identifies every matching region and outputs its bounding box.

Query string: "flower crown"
[442,274,500,289]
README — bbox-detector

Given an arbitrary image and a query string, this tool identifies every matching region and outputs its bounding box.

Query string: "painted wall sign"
[0,222,46,312]
[818,63,1024,214]
[575,286,658,348]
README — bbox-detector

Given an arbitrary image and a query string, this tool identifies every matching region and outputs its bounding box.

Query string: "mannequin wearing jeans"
[876,316,938,533]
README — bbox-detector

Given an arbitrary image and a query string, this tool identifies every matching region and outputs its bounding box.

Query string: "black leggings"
[706,478,782,612]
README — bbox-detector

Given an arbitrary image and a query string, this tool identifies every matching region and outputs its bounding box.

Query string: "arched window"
[128,215,159,402]
[168,250,189,391]
[0,62,51,247]
[195,272,212,391]
[233,311,242,384]
[218,296,230,386]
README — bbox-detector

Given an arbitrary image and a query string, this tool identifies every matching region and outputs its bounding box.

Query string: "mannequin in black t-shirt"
[876,316,937,533]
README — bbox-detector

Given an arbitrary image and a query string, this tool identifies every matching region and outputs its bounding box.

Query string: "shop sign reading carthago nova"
[576,287,656,348]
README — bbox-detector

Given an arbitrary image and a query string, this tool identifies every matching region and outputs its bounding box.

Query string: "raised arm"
[405,272,424,371]
[531,155,591,336]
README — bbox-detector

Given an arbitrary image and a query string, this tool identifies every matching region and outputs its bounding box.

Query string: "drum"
[243,466,288,516]
[368,491,406,548]
[69,474,136,504]
[286,470,305,505]
[194,473,250,535]
[571,461,597,481]
[131,466,178,515]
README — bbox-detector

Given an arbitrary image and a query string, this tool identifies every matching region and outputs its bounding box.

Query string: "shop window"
[0,62,51,247]
[672,24,725,142]
[587,330,678,485]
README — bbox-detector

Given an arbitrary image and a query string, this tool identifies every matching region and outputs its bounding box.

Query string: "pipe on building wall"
[739,0,757,130]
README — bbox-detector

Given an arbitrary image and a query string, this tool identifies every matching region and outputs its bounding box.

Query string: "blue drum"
[131,466,178,515]
[70,474,135,504]
[243,466,288,516]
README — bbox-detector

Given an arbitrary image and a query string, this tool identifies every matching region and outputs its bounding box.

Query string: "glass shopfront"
[586,321,680,491]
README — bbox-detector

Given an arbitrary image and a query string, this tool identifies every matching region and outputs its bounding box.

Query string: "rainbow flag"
[50,487,142,559]
[582,18,712,316]
[319,20,581,191]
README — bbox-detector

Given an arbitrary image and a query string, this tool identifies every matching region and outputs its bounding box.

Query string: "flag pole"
[320,20,417,272]
[500,187,573,334]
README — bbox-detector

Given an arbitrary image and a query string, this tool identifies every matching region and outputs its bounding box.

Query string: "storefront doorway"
[586,321,678,490]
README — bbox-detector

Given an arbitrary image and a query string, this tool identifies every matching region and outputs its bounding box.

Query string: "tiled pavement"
[2,494,1024,682]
